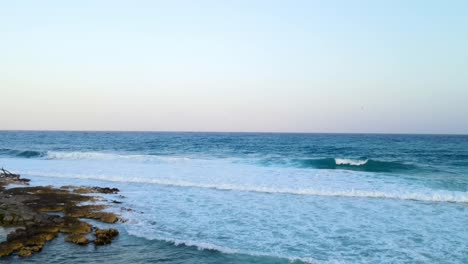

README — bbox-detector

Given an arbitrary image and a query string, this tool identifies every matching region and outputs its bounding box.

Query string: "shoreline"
[0,169,121,257]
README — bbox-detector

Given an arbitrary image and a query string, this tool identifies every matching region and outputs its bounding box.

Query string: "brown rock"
[1,172,123,258]
[65,234,89,245]
[73,186,119,194]
[94,228,119,245]
[17,247,33,257]
[24,233,56,246]
[0,240,23,257]
[66,205,118,223]
[37,205,65,212]
[59,218,92,234]
[95,212,118,223]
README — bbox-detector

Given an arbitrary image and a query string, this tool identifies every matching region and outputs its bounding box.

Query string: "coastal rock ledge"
[0,169,121,258]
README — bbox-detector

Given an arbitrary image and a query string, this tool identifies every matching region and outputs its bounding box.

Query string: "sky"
[1,0,467,134]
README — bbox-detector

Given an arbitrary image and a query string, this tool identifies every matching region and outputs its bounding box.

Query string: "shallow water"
[0,132,467,263]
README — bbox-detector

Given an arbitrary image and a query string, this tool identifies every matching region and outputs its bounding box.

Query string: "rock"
[0,241,23,257]
[92,187,120,194]
[121,207,133,212]
[66,205,118,223]
[94,228,119,245]
[0,168,29,186]
[59,218,92,234]
[38,226,60,233]
[24,233,55,246]
[95,212,118,223]
[65,234,89,245]
[17,248,33,257]
[37,205,65,212]
[0,173,123,258]
[7,227,58,243]
[17,246,41,257]
[73,187,120,194]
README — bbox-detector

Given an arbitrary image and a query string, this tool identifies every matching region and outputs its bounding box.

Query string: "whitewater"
[0,132,467,263]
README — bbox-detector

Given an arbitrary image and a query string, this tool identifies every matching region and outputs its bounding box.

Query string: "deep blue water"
[0,131,467,263]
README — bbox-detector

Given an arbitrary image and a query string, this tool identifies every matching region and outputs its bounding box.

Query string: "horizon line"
[0,129,467,136]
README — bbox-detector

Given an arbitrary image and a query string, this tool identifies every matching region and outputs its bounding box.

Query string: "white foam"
[45,151,191,163]
[4,156,465,263]
[22,171,468,203]
[4,154,466,204]
[335,158,368,166]
[133,236,337,264]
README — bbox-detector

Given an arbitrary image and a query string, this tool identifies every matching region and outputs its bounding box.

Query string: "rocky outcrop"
[65,233,89,245]
[66,205,118,223]
[94,228,119,245]
[0,171,121,258]
[0,168,30,187]
[61,186,120,194]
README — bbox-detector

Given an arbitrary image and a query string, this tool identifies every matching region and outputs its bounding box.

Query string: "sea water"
[0,132,467,263]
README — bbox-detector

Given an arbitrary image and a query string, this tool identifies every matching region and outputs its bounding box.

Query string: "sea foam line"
[45,151,192,162]
[25,172,468,203]
[129,235,344,264]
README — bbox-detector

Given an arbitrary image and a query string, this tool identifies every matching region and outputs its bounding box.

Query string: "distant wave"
[45,151,198,164]
[294,158,416,172]
[0,149,191,163]
[0,149,420,173]
[0,148,45,158]
[27,172,468,203]
[0,149,429,174]
[47,151,140,161]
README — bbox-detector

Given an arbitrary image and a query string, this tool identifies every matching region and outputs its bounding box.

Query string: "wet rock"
[66,205,118,223]
[0,171,122,257]
[73,187,120,194]
[59,218,92,234]
[17,245,41,257]
[0,240,23,257]
[96,213,118,223]
[120,207,133,212]
[65,234,89,245]
[94,228,119,245]
[0,225,57,257]
[0,168,30,186]
[37,205,65,212]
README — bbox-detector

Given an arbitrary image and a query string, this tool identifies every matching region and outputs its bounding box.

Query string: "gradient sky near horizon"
[1,1,467,134]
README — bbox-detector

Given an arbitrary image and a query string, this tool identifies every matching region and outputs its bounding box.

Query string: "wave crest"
[0,149,426,174]
[0,148,45,158]
[334,158,368,166]
[126,236,335,264]
[45,151,194,163]
[26,172,468,203]
[295,158,416,172]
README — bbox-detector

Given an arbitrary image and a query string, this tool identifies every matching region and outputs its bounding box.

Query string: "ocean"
[0,131,467,263]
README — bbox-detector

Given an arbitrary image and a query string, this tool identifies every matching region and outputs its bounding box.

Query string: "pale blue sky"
[1,0,467,133]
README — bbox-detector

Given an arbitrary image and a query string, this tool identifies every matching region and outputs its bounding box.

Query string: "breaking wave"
[335,158,368,166]
[0,149,430,173]
[0,148,45,158]
[294,158,416,172]
[0,149,191,163]
[26,172,468,203]
[126,235,341,264]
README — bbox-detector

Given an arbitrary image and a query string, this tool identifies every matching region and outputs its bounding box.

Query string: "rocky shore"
[0,169,121,257]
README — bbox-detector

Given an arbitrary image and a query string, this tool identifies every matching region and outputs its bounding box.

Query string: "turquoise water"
[0,132,467,263]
